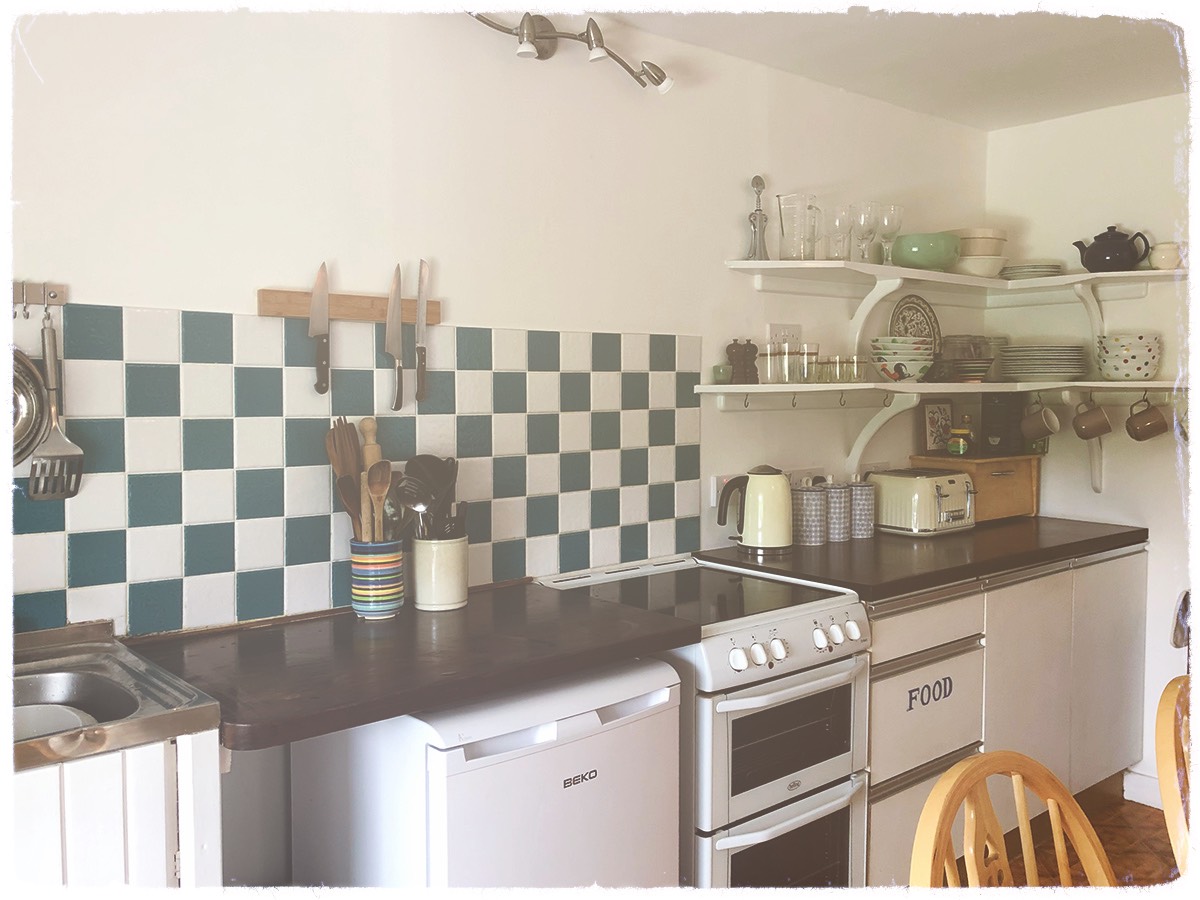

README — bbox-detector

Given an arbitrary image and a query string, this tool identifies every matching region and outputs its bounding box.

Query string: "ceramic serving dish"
[891,233,960,271]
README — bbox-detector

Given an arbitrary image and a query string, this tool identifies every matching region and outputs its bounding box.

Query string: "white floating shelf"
[695,379,1184,397]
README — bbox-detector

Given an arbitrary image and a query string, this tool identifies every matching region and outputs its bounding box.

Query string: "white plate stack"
[999,344,1089,381]
[999,261,1064,280]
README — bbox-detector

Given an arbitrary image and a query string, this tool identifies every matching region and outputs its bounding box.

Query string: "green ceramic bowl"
[891,232,961,271]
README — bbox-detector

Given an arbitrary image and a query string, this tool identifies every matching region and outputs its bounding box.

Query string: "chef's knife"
[385,263,404,410]
[309,262,330,394]
[415,258,429,402]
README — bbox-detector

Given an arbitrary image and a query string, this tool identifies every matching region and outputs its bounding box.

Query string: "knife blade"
[415,258,429,402]
[309,262,330,394]
[385,263,404,410]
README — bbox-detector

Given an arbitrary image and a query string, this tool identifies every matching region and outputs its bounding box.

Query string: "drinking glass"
[875,203,905,264]
[852,203,879,263]
[827,204,854,261]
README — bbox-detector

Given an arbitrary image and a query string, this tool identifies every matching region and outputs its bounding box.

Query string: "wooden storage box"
[908,454,1040,522]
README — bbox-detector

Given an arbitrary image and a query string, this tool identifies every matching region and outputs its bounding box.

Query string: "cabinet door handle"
[989,470,1016,476]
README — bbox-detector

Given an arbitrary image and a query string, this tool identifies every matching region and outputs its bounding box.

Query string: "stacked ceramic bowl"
[948,227,1008,277]
[870,336,934,382]
[1096,332,1162,381]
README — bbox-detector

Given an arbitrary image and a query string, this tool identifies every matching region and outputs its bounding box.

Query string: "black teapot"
[1073,226,1150,272]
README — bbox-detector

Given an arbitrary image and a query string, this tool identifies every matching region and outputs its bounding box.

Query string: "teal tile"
[332,559,352,607]
[621,372,649,410]
[126,364,181,417]
[63,304,123,360]
[620,524,648,563]
[183,419,234,470]
[283,317,318,367]
[676,371,701,408]
[493,372,527,413]
[649,334,676,371]
[285,418,330,467]
[286,515,330,565]
[559,532,590,573]
[65,419,125,473]
[528,331,560,371]
[68,530,127,587]
[377,417,416,463]
[676,443,700,481]
[182,311,233,364]
[236,468,285,519]
[417,371,456,415]
[675,516,701,554]
[127,473,182,527]
[591,489,619,528]
[591,411,620,450]
[128,579,183,635]
[184,522,235,576]
[332,369,375,416]
[649,482,675,520]
[592,333,621,371]
[493,456,527,498]
[526,495,558,537]
[560,452,590,492]
[527,414,559,454]
[560,372,590,412]
[466,500,492,544]
[237,568,285,621]
[492,539,526,583]
[621,448,649,486]
[456,327,493,370]
[457,416,492,458]
[12,478,65,534]
[13,590,68,633]
[235,367,284,417]
[649,409,676,446]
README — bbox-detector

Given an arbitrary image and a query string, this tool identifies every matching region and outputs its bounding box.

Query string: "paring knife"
[385,264,404,410]
[309,262,330,394]
[415,258,429,402]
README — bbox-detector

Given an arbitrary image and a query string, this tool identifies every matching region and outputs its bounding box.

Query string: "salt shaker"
[792,480,827,546]
[824,482,851,542]
[849,480,876,539]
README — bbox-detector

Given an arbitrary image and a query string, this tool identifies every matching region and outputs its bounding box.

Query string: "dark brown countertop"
[694,516,1148,603]
[125,581,699,751]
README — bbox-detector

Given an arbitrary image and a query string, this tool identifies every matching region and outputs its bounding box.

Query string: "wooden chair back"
[1156,674,1190,875]
[909,749,1116,887]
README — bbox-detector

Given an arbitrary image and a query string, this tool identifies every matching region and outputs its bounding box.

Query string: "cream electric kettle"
[716,465,793,552]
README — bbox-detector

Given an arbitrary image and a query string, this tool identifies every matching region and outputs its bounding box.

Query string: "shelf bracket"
[1087,435,1104,494]
[1072,282,1105,341]
[845,391,920,475]
[849,277,906,350]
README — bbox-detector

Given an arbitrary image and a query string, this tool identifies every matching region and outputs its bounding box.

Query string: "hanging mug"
[1071,401,1112,440]
[1126,398,1170,441]
[1020,399,1060,441]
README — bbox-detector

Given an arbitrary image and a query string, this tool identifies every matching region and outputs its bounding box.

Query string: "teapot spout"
[1072,240,1088,264]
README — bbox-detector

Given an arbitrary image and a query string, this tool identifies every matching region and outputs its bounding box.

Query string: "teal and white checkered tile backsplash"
[12,304,703,636]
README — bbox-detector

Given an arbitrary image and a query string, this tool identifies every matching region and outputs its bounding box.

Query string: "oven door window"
[730,804,850,888]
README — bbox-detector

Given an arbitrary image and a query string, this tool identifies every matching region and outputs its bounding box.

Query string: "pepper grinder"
[745,175,770,261]
[726,339,760,385]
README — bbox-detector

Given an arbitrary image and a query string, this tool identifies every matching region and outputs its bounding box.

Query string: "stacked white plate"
[1000,344,1089,381]
[999,261,1064,280]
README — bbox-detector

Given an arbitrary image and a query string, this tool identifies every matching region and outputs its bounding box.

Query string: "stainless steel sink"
[13,621,220,771]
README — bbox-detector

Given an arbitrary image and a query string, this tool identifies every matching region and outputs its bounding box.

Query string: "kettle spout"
[1072,240,1088,264]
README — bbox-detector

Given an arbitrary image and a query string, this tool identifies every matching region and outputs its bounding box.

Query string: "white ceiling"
[614,8,1189,130]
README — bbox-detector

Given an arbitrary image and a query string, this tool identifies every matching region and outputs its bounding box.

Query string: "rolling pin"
[359,416,382,468]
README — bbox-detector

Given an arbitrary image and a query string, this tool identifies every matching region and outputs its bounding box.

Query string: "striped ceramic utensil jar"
[349,540,405,619]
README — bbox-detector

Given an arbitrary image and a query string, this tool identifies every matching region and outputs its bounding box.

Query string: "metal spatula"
[28,310,84,500]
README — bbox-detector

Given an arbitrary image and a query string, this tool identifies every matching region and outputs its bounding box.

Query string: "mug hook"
[41,283,51,324]
[21,282,29,319]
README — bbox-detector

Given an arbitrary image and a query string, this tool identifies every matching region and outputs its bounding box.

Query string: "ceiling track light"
[469,12,674,94]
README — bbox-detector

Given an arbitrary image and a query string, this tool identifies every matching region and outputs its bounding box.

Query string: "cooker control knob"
[769,638,787,660]
[728,647,749,672]
[812,628,830,650]
[844,619,862,641]
[828,623,846,645]
[749,642,768,666]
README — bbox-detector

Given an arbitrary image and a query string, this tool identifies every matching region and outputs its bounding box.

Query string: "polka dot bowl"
[1095,333,1162,381]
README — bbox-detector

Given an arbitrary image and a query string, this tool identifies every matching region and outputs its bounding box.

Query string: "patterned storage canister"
[792,484,827,546]
[824,483,851,542]
[849,480,877,539]
[349,540,405,619]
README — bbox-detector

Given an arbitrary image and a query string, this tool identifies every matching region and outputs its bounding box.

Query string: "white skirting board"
[1123,769,1165,810]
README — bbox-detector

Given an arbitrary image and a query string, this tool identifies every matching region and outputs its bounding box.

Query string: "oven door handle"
[714,655,866,714]
[714,773,866,851]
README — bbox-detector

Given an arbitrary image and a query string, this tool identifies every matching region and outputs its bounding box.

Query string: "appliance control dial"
[729,647,749,671]
[769,637,787,660]
[749,642,768,666]
[828,623,845,645]
[812,627,829,650]
[844,619,862,641]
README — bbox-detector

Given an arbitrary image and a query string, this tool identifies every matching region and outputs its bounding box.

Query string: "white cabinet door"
[12,765,64,886]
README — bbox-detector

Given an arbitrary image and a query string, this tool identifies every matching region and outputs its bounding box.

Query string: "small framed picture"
[921,399,954,452]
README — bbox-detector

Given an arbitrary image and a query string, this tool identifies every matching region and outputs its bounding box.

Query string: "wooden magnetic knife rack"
[256,288,442,325]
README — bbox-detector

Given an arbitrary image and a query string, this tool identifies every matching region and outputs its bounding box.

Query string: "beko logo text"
[563,769,598,789]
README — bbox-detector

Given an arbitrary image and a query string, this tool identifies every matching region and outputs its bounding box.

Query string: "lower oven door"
[696,772,867,888]
[696,653,868,830]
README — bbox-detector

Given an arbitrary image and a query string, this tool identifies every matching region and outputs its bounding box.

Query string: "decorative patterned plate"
[888,294,942,354]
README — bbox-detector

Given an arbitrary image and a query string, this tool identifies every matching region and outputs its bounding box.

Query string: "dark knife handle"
[314,335,330,394]
[391,361,404,411]
[415,346,427,402]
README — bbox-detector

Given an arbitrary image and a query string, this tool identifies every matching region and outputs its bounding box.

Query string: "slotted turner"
[28,310,85,500]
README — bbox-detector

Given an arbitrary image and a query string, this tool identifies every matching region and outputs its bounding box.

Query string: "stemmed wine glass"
[827,204,854,260]
[876,203,905,264]
[852,203,879,263]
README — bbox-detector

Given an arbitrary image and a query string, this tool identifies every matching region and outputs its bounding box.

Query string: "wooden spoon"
[366,459,392,542]
[336,474,363,541]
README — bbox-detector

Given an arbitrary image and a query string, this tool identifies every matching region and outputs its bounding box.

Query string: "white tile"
[67,584,128,635]
[181,363,233,417]
[560,332,591,372]
[491,497,526,542]
[621,410,649,447]
[455,370,493,415]
[620,485,649,525]
[182,469,235,523]
[331,513,354,559]
[10,313,43,355]
[590,527,620,568]
[675,480,701,517]
[677,408,701,443]
[62,360,125,417]
[526,455,559,496]
[425,324,456,370]
[286,465,332,516]
[64,472,127,532]
[233,518,284,570]
[235,418,284,469]
[415,414,456,457]
[591,449,620,490]
[127,525,183,582]
[559,412,590,452]
[12,532,66,592]
[124,308,180,363]
[456,456,493,501]
[234,314,284,367]
[649,446,676,484]
[374,368,412,416]
[527,372,559,413]
[330,321,375,369]
[591,372,621,411]
[560,491,590,532]
[648,520,676,559]
[622,333,650,371]
[284,367,332,417]
[492,329,527,370]
[468,542,493,587]
[125,418,182,473]
[525,535,558,579]
[182,572,236,628]
[649,372,675,409]
[678,335,703,371]
[492,414,526,456]
[285,562,331,615]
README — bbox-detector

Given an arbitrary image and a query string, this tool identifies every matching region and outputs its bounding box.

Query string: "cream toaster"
[866,467,976,535]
